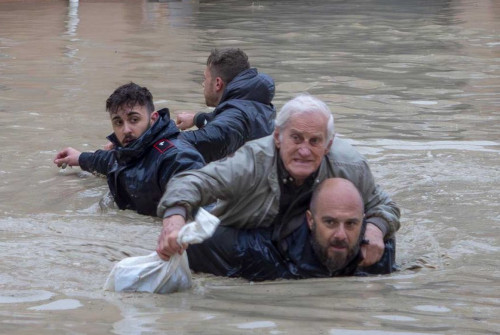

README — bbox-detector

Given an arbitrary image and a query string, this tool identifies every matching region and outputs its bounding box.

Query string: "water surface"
[1,0,499,334]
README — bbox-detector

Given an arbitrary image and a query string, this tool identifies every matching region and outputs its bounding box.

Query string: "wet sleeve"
[193,111,215,128]
[179,107,250,163]
[157,146,205,196]
[78,150,114,175]
[358,160,401,238]
[156,142,259,220]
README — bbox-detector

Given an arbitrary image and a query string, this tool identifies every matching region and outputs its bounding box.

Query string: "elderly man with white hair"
[156,94,401,271]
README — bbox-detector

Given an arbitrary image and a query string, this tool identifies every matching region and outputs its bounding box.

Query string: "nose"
[123,122,132,134]
[332,225,347,241]
[297,144,312,157]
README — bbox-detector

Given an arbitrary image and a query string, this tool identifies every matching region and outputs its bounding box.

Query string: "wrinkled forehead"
[285,111,329,133]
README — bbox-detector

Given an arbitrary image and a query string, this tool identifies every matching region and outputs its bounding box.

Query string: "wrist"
[365,217,388,238]
[162,206,187,220]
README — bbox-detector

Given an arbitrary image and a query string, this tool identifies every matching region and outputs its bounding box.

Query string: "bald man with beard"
[185,178,396,281]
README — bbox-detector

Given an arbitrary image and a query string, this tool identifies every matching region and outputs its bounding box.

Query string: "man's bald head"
[307,178,365,273]
[309,178,364,217]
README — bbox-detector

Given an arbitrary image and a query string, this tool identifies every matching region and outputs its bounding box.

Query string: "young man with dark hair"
[54,82,204,216]
[175,48,276,163]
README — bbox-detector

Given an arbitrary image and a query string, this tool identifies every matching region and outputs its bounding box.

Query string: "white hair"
[275,94,335,142]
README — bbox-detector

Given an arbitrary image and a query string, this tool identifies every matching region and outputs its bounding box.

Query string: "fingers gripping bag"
[103,208,220,294]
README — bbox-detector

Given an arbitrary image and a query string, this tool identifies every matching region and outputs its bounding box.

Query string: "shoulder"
[328,136,366,165]
[151,138,176,154]
[242,135,275,156]
[213,101,247,114]
[149,138,205,169]
[150,138,201,158]
[213,135,275,168]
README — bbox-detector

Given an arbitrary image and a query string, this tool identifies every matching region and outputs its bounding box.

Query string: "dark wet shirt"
[271,155,318,253]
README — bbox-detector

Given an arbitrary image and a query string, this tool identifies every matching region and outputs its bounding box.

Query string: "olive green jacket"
[157,135,400,238]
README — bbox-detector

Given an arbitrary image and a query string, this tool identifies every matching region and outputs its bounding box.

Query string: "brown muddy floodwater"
[0,0,499,334]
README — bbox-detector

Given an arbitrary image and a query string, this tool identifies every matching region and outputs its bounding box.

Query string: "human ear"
[324,137,334,154]
[273,129,281,149]
[215,77,224,92]
[306,210,314,230]
[150,111,159,125]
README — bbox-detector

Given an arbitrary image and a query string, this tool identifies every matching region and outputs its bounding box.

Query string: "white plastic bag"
[103,208,220,294]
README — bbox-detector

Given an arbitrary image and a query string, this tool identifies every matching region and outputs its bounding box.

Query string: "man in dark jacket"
[53,82,205,217]
[186,178,396,281]
[175,48,276,163]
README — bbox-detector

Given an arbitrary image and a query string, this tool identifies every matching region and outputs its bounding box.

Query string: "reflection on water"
[0,0,499,333]
[65,0,79,37]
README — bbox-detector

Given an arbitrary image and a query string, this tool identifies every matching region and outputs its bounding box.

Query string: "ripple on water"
[236,321,276,329]
[414,305,451,313]
[373,315,418,321]
[0,290,54,304]
[329,330,441,335]
[28,299,83,311]
[409,100,438,105]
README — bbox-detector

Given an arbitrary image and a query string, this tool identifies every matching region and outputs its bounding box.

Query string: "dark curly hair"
[106,82,155,115]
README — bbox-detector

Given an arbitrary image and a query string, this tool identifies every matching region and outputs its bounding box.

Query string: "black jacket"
[79,109,205,216]
[180,67,276,163]
[187,218,363,281]
[187,216,397,281]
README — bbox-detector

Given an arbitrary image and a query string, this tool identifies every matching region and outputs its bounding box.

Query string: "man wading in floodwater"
[54,82,204,216]
[175,48,276,163]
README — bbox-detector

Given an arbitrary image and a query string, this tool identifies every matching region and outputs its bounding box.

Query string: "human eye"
[310,137,322,146]
[112,119,123,127]
[290,133,301,143]
[323,218,335,227]
[346,220,360,229]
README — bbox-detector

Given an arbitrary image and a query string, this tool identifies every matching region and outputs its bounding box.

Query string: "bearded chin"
[310,223,360,273]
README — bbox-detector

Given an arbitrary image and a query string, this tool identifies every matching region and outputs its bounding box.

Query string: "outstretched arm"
[176,110,216,130]
[54,147,81,168]
[79,150,115,175]
[179,108,250,162]
[156,142,205,260]
[175,111,196,130]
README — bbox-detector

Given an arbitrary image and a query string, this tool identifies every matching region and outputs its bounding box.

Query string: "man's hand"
[156,215,187,261]
[175,111,196,130]
[53,147,81,168]
[359,223,385,267]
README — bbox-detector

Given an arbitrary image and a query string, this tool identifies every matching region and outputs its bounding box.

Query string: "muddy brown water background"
[0,0,499,334]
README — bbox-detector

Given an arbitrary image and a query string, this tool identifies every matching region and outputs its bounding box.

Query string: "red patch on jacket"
[153,139,174,153]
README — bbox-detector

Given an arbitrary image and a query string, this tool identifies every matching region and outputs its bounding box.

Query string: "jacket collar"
[218,67,275,105]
